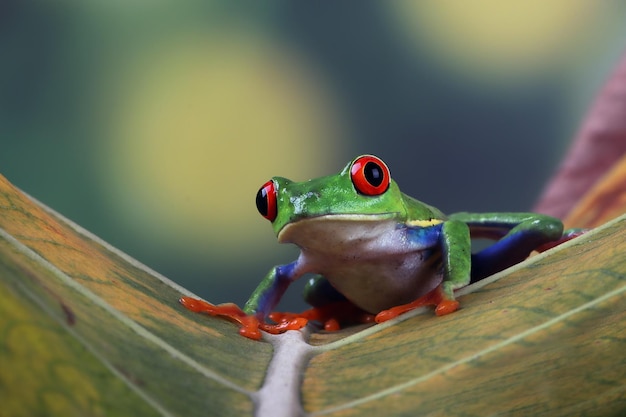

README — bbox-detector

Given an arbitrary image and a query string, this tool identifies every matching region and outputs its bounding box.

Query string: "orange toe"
[434,300,460,316]
[374,285,461,323]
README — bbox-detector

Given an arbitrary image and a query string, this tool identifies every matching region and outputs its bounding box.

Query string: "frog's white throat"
[277,213,399,251]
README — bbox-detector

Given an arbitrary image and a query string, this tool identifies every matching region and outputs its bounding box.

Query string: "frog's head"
[255,155,408,241]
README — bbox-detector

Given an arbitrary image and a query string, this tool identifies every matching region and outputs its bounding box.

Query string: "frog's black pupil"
[364,162,384,186]
[256,187,268,216]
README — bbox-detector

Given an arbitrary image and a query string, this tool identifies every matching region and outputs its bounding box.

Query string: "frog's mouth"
[277,213,399,245]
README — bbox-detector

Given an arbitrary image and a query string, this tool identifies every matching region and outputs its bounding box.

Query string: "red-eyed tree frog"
[180,155,583,340]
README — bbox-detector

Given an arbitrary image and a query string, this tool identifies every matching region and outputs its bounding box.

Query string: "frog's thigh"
[449,212,563,282]
[467,215,563,282]
[303,275,347,307]
[470,228,552,282]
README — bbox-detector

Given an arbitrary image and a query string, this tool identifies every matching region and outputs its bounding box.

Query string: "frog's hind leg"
[534,228,587,253]
[466,214,564,283]
[303,276,375,330]
[269,275,374,332]
[302,275,348,307]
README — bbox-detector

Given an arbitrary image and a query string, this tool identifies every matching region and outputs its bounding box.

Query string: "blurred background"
[1,1,625,311]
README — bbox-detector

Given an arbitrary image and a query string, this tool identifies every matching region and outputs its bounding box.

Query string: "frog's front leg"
[375,220,471,323]
[241,262,313,337]
[243,262,298,317]
[180,262,308,340]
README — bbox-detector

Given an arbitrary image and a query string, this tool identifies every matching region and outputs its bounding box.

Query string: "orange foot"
[374,285,460,323]
[179,297,308,341]
[270,301,375,332]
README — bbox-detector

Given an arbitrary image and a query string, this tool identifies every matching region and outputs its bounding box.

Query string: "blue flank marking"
[404,222,443,249]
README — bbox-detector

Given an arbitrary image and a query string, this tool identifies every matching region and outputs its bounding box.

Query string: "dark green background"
[1,1,625,310]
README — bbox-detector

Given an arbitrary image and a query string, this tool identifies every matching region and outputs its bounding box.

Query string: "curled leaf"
[535,51,626,219]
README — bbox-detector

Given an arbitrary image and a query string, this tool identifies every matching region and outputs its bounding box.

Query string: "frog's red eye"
[256,180,277,221]
[350,155,390,196]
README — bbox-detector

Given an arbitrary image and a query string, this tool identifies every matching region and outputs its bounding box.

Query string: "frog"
[180,155,583,340]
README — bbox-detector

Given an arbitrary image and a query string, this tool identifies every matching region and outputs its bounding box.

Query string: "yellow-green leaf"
[1,170,625,417]
[0,174,270,416]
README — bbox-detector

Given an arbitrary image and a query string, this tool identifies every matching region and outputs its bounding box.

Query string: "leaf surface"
[1,172,624,416]
[0,174,270,416]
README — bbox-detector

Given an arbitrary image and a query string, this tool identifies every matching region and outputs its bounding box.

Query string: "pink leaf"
[535,50,626,218]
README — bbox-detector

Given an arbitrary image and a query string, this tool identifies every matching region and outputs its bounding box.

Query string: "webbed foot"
[179,297,308,340]
[270,301,375,332]
[374,285,459,323]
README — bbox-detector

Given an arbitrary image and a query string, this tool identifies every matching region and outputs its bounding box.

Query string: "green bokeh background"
[1,1,625,311]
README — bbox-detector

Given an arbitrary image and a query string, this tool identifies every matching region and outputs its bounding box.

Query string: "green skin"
[244,155,566,321]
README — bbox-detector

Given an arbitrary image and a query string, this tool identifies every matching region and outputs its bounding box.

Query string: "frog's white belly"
[278,215,443,313]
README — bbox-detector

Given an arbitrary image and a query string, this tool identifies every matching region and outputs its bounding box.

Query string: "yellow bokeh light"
[392,0,603,83]
[99,29,346,258]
